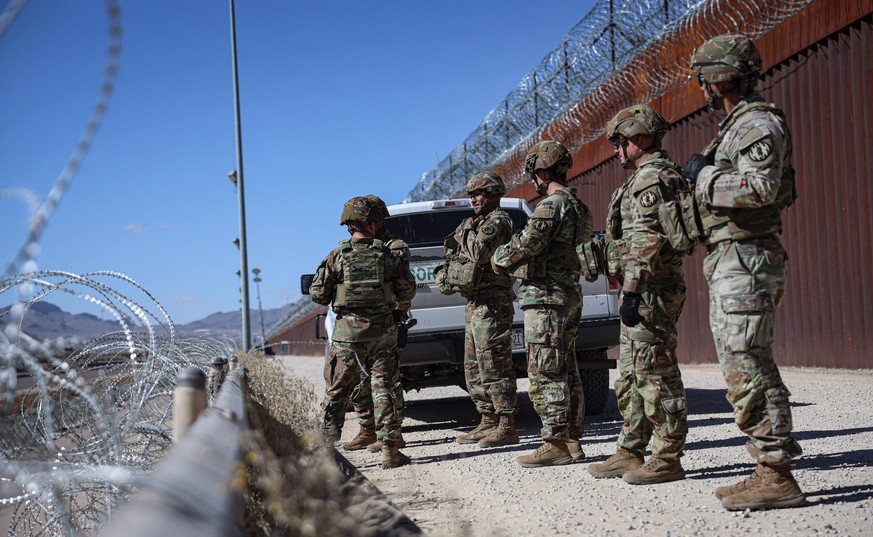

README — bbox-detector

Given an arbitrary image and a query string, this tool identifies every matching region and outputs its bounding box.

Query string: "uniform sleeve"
[493,200,559,270]
[387,237,411,263]
[308,253,337,306]
[696,113,788,209]
[461,212,513,265]
[391,254,417,303]
[623,169,673,293]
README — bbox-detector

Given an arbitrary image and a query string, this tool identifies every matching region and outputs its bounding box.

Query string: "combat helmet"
[691,33,761,84]
[524,140,573,177]
[466,171,506,196]
[363,194,390,220]
[340,196,378,226]
[606,104,670,148]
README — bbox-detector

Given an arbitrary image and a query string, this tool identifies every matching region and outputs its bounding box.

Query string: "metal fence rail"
[100,366,247,537]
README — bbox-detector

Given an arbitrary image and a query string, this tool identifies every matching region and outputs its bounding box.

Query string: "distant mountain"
[0,301,292,344]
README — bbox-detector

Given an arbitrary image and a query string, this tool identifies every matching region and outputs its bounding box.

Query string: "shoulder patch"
[639,190,659,208]
[747,139,772,162]
[532,219,551,233]
[481,224,496,235]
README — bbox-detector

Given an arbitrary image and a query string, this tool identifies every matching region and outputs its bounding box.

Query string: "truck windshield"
[385,208,529,247]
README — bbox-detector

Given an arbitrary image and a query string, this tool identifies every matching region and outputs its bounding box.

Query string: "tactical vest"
[660,101,797,250]
[439,227,482,296]
[333,239,392,308]
[535,189,586,276]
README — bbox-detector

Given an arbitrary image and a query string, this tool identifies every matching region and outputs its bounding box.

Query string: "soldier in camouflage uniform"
[586,105,690,485]
[310,196,417,469]
[436,172,519,447]
[493,140,593,468]
[684,34,804,510]
[338,195,412,453]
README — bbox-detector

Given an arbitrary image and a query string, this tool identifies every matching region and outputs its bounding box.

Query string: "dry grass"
[241,353,402,537]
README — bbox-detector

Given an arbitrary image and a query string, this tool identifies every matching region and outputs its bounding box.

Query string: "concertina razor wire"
[0,3,236,535]
[403,0,814,202]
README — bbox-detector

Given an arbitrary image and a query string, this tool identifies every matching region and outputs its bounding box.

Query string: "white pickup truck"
[305,197,620,414]
[386,197,619,414]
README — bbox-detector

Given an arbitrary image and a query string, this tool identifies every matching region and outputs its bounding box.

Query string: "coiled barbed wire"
[1,271,237,536]
[404,0,814,201]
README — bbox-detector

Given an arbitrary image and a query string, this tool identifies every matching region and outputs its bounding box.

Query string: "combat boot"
[342,423,376,451]
[714,466,762,499]
[567,439,585,463]
[366,433,407,452]
[623,456,685,484]
[381,441,411,469]
[721,461,806,511]
[456,412,498,444]
[516,439,572,468]
[587,448,644,478]
[478,414,519,447]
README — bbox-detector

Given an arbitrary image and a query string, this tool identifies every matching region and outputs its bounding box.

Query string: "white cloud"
[124,224,148,233]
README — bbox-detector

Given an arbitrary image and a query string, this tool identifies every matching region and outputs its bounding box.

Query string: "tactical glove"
[683,153,714,184]
[619,291,644,327]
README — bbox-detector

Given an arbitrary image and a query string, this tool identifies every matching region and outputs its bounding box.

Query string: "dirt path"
[280,355,873,537]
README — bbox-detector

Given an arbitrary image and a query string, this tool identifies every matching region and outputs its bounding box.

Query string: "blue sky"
[1,0,595,324]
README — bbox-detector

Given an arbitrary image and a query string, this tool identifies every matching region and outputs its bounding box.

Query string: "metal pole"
[229,0,251,352]
[252,268,266,346]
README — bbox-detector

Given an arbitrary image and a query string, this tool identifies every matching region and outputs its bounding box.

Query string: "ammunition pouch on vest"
[333,239,392,308]
[604,238,629,278]
[436,233,482,295]
[659,191,705,254]
[579,237,607,280]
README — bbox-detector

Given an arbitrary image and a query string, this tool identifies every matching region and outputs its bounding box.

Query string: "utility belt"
[703,233,782,254]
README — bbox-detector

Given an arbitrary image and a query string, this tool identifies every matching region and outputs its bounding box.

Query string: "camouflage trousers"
[704,238,802,463]
[321,336,402,442]
[524,303,585,441]
[615,277,688,460]
[463,291,517,416]
[326,355,405,429]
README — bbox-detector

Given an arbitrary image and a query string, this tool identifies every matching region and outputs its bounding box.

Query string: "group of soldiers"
[307,33,805,512]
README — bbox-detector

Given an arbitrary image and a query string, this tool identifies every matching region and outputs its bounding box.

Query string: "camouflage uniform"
[345,228,410,432]
[452,209,517,415]
[695,93,801,464]
[494,186,592,441]
[310,236,416,444]
[605,150,689,461]
[682,32,805,510]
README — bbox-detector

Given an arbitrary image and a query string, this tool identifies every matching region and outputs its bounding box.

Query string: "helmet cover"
[691,33,762,84]
[524,140,573,176]
[363,194,390,219]
[466,171,507,196]
[340,196,377,226]
[606,104,670,145]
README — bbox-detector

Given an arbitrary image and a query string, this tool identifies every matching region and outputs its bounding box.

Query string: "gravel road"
[279,354,873,537]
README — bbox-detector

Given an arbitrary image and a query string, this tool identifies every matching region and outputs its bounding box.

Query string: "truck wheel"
[576,347,612,416]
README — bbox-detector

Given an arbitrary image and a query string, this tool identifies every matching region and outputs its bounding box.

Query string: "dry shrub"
[241,353,404,537]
